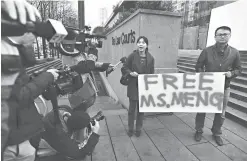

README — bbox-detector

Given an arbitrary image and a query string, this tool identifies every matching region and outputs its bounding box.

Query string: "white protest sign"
[138,73,226,113]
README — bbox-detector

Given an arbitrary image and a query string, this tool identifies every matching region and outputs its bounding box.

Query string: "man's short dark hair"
[215,26,231,36]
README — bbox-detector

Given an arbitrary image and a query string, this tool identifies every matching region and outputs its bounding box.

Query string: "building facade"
[172,0,235,27]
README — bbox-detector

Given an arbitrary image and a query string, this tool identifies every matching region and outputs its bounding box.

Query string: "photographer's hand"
[1,0,41,25]
[109,64,115,68]
[90,120,100,134]
[224,71,233,78]
[130,72,138,77]
[47,69,59,81]
[8,33,36,45]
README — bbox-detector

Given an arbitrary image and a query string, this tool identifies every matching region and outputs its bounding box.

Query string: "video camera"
[1,11,106,58]
[1,14,68,73]
[87,111,105,134]
[1,14,83,97]
[31,66,83,100]
[55,67,83,96]
[1,16,68,43]
[90,111,105,126]
[55,25,106,57]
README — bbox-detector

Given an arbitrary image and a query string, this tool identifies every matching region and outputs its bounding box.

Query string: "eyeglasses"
[215,33,230,37]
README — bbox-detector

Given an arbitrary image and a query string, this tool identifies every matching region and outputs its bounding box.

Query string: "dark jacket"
[42,107,99,159]
[70,60,111,74]
[121,50,155,100]
[69,50,110,74]
[7,71,54,145]
[195,44,242,89]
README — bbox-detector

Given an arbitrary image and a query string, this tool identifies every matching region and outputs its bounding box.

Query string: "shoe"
[135,130,141,137]
[194,131,202,142]
[127,130,133,137]
[213,135,223,146]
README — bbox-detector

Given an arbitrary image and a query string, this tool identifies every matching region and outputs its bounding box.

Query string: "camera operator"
[3,59,59,161]
[39,105,100,160]
[2,10,59,161]
[1,0,41,155]
[60,32,114,110]
[60,28,114,75]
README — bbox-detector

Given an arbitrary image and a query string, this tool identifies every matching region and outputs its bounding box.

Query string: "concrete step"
[241,62,247,66]
[178,68,191,73]
[179,56,198,61]
[241,71,247,77]
[239,51,247,55]
[230,81,247,93]
[177,59,247,69]
[230,88,247,104]
[232,76,247,85]
[240,51,247,56]
[240,56,247,61]
[177,61,195,68]
[177,65,195,72]
[226,106,247,128]
[228,97,247,114]
[178,58,197,64]
[242,64,247,72]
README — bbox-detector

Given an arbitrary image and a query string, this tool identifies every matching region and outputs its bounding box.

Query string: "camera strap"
[48,85,60,125]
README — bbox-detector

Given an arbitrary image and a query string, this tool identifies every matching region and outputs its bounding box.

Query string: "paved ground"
[35,96,247,161]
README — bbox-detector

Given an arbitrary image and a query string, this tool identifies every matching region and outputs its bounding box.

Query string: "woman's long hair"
[136,36,149,52]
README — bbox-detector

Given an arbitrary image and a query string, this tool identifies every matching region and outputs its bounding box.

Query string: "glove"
[47,69,59,81]
[90,120,100,134]
[95,62,103,67]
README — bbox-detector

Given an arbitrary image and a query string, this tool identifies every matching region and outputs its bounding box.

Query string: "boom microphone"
[1,18,68,43]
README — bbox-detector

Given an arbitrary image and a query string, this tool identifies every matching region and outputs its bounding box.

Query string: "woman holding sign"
[121,36,155,137]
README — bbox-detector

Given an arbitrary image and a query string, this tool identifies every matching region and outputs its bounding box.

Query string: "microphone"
[1,18,68,43]
[106,57,127,76]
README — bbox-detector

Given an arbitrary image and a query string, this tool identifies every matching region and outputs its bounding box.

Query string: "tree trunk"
[63,2,65,23]
[48,2,51,18]
[51,1,54,19]
[42,38,47,58]
[41,2,47,58]
[36,37,40,59]
[52,49,54,58]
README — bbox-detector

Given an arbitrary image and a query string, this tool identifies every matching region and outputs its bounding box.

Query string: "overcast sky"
[72,0,121,29]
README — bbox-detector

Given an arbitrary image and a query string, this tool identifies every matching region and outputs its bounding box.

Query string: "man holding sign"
[194,26,242,146]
